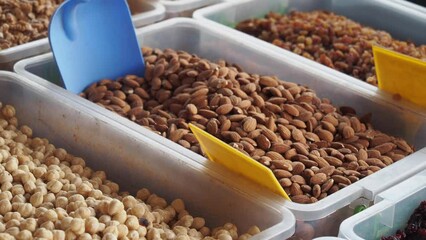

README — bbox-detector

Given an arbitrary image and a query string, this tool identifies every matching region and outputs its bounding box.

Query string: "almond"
[186,104,197,115]
[290,175,306,185]
[153,63,165,78]
[278,125,292,140]
[290,183,304,196]
[169,129,186,142]
[292,128,306,143]
[242,117,257,132]
[110,96,127,108]
[292,162,305,175]
[311,155,330,168]
[252,94,265,107]
[270,143,291,154]
[262,128,278,142]
[312,184,321,198]
[279,178,292,188]
[273,169,292,179]
[206,120,219,135]
[259,76,278,87]
[342,126,355,139]
[221,131,241,143]
[310,173,327,185]
[324,156,343,167]
[365,158,386,168]
[266,151,285,161]
[331,175,351,185]
[216,104,234,115]
[304,132,320,142]
[123,78,140,88]
[316,129,334,142]
[283,104,300,117]
[198,109,218,118]
[291,195,311,204]
[321,179,334,193]
[271,160,293,171]
[256,134,271,150]
[322,114,339,126]
[394,139,413,153]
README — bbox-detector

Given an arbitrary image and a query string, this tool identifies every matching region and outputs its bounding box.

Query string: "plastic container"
[193,0,426,97]
[14,18,426,239]
[0,71,295,239]
[339,170,426,240]
[0,0,165,71]
[160,0,219,18]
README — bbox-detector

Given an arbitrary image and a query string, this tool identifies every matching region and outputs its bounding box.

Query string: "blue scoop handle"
[49,0,145,94]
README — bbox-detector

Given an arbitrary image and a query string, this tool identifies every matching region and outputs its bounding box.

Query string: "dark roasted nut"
[236,10,426,86]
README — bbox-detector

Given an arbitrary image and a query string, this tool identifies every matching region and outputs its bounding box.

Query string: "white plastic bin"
[193,0,426,97]
[0,0,165,71]
[160,0,219,18]
[14,18,426,239]
[339,170,426,240]
[0,71,296,239]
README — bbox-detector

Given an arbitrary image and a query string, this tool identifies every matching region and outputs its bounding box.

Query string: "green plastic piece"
[354,204,367,214]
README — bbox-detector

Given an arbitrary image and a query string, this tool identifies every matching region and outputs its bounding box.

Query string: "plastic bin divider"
[339,170,426,240]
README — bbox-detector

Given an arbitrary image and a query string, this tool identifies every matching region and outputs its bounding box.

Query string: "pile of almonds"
[0,0,64,50]
[0,103,259,240]
[236,11,426,85]
[81,47,414,204]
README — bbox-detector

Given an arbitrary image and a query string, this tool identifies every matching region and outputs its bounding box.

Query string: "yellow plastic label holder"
[189,123,291,201]
[373,45,426,108]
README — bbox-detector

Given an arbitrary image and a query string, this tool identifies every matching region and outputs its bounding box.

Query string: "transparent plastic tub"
[160,0,219,18]
[193,0,426,98]
[14,18,426,239]
[339,170,426,240]
[0,0,165,71]
[0,71,295,239]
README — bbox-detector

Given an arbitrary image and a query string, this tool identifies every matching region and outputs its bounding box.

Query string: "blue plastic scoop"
[48,0,145,94]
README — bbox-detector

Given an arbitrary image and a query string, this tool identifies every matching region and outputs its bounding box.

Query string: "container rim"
[160,0,219,13]
[131,0,166,27]
[387,0,426,14]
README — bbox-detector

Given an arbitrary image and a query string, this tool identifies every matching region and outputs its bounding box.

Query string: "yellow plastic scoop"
[188,123,291,200]
[373,45,426,108]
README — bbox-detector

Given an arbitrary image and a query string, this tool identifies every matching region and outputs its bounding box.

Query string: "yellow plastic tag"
[189,123,291,200]
[373,45,426,108]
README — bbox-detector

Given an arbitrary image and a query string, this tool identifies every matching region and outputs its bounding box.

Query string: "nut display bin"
[160,0,219,18]
[193,0,426,94]
[0,71,296,240]
[0,0,165,71]
[14,18,426,239]
[338,170,426,240]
